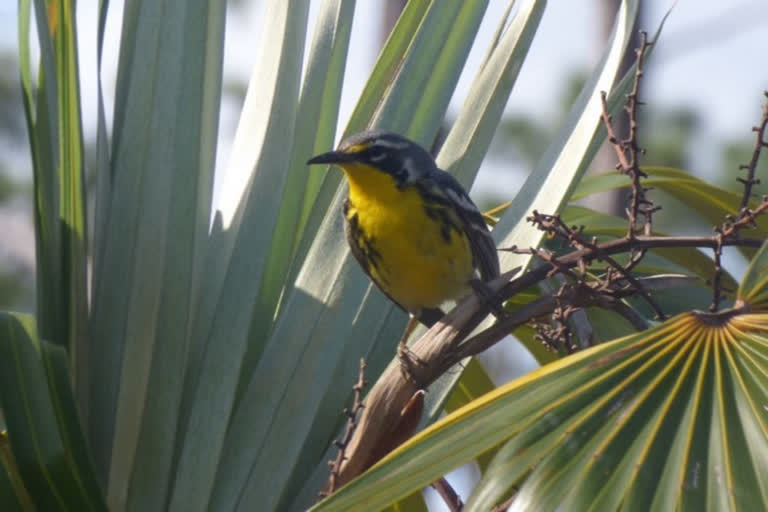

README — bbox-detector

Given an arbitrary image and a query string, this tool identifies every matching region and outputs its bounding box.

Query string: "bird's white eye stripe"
[375,139,410,150]
[369,152,387,162]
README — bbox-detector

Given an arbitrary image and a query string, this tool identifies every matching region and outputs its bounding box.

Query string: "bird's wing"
[420,170,500,282]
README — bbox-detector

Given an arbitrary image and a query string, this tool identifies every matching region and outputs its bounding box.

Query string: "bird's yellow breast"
[340,162,474,312]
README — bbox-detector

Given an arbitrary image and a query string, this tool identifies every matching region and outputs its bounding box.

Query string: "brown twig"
[528,211,667,320]
[453,273,687,362]
[711,196,768,310]
[624,32,653,237]
[738,91,768,211]
[711,92,768,310]
[599,31,661,275]
[460,225,768,364]
[539,308,576,353]
[432,477,464,512]
[321,358,367,498]
[710,231,726,312]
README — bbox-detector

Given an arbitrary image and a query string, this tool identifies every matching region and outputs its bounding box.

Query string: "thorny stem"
[738,91,768,212]
[710,232,726,312]
[321,359,367,498]
[529,212,667,320]
[599,31,656,241]
[625,32,652,237]
[711,91,768,311]
[710,197,768,310]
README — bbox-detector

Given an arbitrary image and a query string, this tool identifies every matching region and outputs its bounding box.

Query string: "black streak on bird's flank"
[344,200,384,276]
[424,205,462,243]
[363,238,383,268]
[440,224,451,243]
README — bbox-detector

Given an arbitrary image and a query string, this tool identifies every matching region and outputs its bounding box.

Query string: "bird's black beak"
[306,150,354,166]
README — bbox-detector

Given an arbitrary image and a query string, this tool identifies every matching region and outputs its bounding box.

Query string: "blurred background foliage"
[0,52,33,310]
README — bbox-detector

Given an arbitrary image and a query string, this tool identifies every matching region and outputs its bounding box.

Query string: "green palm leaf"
[0,313,106,511]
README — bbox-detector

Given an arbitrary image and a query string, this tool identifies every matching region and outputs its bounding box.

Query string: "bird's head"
[306,131,436,187]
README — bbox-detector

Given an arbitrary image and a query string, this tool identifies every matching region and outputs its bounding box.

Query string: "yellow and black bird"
[307,131,500,347]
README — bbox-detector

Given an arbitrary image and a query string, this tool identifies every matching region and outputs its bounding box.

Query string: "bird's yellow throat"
[338,162,474,311]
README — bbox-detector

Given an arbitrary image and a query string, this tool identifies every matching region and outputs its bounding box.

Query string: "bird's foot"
[397,340,429,389]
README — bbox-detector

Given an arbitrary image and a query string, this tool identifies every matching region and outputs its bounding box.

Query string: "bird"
[307,130,500,370]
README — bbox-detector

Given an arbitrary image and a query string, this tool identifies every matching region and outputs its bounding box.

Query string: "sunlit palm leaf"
[470,312,768,511]
[246,0,355,384]
[83,0,226,508]
[17,0,88,359]
[442,358,501,472]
